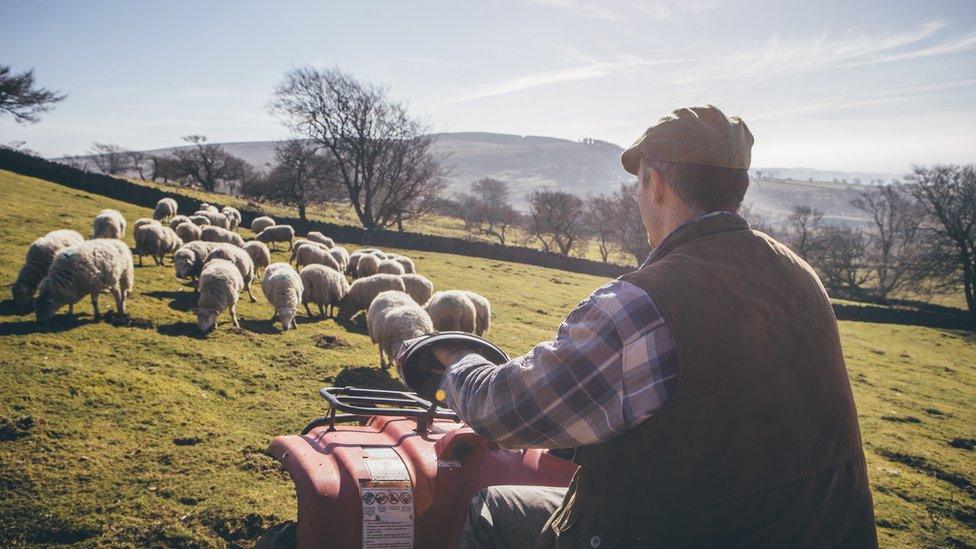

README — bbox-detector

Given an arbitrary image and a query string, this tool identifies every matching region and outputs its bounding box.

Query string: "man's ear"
[648,167,668,205]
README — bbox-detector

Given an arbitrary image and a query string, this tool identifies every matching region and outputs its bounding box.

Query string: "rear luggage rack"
[301,386,460,435]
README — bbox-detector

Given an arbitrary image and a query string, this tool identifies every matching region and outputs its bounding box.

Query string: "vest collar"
[646,211,751,264]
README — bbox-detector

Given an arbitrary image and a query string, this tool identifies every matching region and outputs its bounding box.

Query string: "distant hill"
[62,132,890,227]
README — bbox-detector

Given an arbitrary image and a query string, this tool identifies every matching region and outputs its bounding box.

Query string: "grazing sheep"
[201,226,245,248]
[335,274,407,322]
[221,206,241,231]
[153,198,178,221]
[306,232,334,248]
[92,209,126,239]
[359,248,383,256]
[134,223,183,266]
[299,264,350,318]
[12,229,85,308]
[133,218,158,232]
[294,244,341,271]
[188,214,212,226]
[196,258,243,333]
[376,259,406,276]
[460,290,491,336]
[243,241,271,277]
[425,290,477,333]
[394,255,415,274]
[204,245,257,302]
[251,216,275,233]
[199,203,218,214]
[256,225,295,251]
[175,221,202,243]
[328,246,350,272]
[262,262,303,331]
[346,252,364,277]
[400,274,434,305]
[367,290,429,367]
[169,215,192,230]
[35,239,133,322]
[356,253,381,278]
[173,241,222,280]
[194,210,230,229]
[289,239,318,264]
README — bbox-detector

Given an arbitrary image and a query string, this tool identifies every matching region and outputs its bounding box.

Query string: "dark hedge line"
[832,303,972,331]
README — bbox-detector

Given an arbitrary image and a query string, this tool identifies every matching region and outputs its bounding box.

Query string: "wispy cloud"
[529,0,717,21]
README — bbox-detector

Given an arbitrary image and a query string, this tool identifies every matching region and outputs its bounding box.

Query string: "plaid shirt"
[438,279,678,449]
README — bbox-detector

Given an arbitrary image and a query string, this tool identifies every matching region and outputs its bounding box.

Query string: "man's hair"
[643,160,750,212]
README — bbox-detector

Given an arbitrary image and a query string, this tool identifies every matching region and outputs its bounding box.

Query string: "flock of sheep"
[12,197,491,368]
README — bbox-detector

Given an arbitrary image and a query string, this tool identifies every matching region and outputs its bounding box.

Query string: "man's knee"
[459,485,567,549]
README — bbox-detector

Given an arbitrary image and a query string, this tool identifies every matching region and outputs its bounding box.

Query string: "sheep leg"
[68,303,74,316]
[290,317,298,329]
[304,303,313,317]
[287,240,293,251]
[91,293,101,320]
[247,286,257,303]
[230,305,240,328]
[318,304,325,318]
[111,285,126,316]
[138,255,143,267]
[378,345,385,368]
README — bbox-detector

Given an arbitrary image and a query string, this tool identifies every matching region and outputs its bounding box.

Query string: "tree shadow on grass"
[0,313,92,336]
[330,366,407,391]
[144,290,196,312]
[156,321,206,339]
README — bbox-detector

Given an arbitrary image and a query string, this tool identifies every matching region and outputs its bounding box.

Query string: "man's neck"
[652,206,709,247]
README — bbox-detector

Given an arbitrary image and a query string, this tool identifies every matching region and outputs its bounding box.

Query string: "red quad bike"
[264,334,577,549]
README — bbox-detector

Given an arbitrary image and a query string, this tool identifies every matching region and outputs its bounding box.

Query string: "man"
[423,105,877,548]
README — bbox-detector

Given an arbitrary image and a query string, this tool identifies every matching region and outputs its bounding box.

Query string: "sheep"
[199,203,218,214]
[133,218,158,232]
[294,243,341,271]
[335,274,406,322]
[196,258,243,333]
[394,255,416,274]
[460,290,491,336]
[328,246,350,272]
[356,253,381,278]
[376,259,406,276]
[201,226,245,248]
[153,198,178,221]
[133,221,161,265]
[367,290,431,367]
[289,240,319,265]
[34,239,133,323]
[299,264,350,318]
[134,223,183,266]
[306,232,334,248]
[188,214,211,226]
[262,262,303,331]
[173,241,222,280]
[251,216,275,234]
[256,225,295,251]
[12,229,85,308]
[221,206,241,231]
[425,290,477,333]
[169,215,192,230]
[400,274,434,305]
[175,221,202,243]
[194,210,230,229]
[346,252,365,277]
[92,209,126,239]
[204,245,257,302]
[243,241,271,277]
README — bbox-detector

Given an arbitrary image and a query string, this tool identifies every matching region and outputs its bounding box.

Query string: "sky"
[1,0,974,172]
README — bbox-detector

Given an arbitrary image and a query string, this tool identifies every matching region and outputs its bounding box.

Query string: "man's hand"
[432,342,479,369]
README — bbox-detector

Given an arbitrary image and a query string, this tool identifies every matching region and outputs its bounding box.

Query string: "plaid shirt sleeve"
[438,279,678,449]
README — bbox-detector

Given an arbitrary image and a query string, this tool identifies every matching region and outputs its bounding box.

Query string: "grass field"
[0,169,974,547]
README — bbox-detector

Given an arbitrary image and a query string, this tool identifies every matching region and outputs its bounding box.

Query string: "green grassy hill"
[0,169,973,546]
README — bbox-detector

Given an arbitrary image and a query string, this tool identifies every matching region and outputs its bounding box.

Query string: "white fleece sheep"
[376,259,406,276]
[188,214,211,226]
[201,226,245,248]
[394,255,416,274]
[299,264,350,318]
[194,210,230,229]
[199,203,216,213]
[173,241,223,279]
[328,246,350,272]
[169,215,191,230]
[460,290,491,336]
[133,218,158,232]
[262,262,303,331]
[243,241,271,277]
[306,232,335,248]
[175,221,202,243]
[92,209,126,239]
[221,206,241,231]
[12,229,85,307]
[34,239,134,322]
[367,290,431,367]
[289,239,318,264]
[134,223,183,266]
[153,198,178,221]
[425,290,477,333]
[400,274,434,305]
[294,244,341,271]
[251,216,275,233]
[356,253,381,278]
[346,252,364,277]
[196,258,243,333]
[204,245,257,302]
[256,225,295,251]
[335,273,407,322]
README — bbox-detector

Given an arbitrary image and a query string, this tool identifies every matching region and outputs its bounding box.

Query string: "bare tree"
[89,143,130,175]
[269,66,447,230]
[148,155,183,183]
[809,226,870,299]
[785,205,825,260]
[171,135,250,193]
[528,189,587,255]
[0,64,65,124]
[458,178,521,245]
[585,195,617,263]
[242,139,341,221]
[125,150,148,180]
[906,165,976,323]
[611,183,651,266]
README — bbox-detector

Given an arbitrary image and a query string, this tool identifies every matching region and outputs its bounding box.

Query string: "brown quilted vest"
[537,213,877,548]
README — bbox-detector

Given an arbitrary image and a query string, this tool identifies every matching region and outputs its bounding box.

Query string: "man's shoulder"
[582,279,666,341]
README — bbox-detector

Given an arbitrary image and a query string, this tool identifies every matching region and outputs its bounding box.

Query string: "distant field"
[0,169,973,546]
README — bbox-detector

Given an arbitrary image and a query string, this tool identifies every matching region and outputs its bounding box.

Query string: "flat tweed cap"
[621,104,754,175]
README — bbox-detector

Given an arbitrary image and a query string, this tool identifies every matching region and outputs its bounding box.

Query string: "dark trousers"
[458,485,567,549]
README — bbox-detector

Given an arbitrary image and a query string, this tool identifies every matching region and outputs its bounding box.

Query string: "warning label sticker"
[361,485,414,548]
